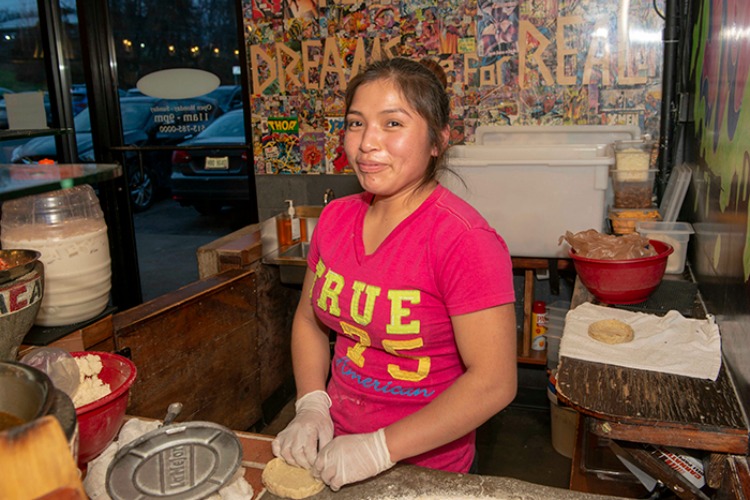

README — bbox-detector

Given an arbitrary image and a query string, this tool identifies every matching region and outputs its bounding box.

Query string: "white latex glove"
[271,390,334,469]
[313,428,395,491]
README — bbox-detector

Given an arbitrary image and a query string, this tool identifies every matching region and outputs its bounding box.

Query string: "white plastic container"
[475,124,641,146]
[444,125,641,258]
[1,186,112,326]
[635,221,694,274]
[613,138,654,179]
[546,300,571,322]
[445,145,613,257]
[692,222,745,278]
[611,168,657,208]
[547,384,577,458]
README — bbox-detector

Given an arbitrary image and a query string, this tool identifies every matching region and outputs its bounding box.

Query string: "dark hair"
[344,57,451,187]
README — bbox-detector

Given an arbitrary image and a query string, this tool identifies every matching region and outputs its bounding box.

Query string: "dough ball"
[588,319,634,344]
[262,457,325,499]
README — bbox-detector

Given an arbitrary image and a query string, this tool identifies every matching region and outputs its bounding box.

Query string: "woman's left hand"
[313,428,395,491]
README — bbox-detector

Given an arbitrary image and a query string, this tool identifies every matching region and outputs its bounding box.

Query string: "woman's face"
[344,80,437,199]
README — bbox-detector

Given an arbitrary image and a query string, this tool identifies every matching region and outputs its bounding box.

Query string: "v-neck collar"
[354,185,444,262]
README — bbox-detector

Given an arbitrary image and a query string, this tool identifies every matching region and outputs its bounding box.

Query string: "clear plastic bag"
[559,229,657,260]
[20,347,80,398]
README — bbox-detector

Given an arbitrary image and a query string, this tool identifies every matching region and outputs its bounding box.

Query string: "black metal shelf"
[0,128,73,142]
[0,163,122,201]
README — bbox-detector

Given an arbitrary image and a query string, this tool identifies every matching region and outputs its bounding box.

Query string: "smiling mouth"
[356,160,386,173]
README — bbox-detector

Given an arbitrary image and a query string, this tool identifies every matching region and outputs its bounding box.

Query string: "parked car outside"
[70,84,89,115]
[0,87,13,128]
[11,95,223,211]
[204,85,243,113]
[170,108,252,214]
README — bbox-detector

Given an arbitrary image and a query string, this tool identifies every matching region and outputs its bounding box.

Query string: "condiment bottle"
[531,300,547,351]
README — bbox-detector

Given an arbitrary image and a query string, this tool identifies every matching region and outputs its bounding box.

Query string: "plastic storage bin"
[608,207,661,235]
[476,124,641,146]
[692,222,745,278]
[445,147,612,257]
[547,378,577,458]
[1,185,112,326]
[444,125,641,257]
[613,138,654,171]
[635,221,694,274]
[611,168,657,208]
[547,300,571,321]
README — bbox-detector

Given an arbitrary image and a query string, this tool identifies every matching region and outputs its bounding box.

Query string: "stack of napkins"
[559,302,721,380]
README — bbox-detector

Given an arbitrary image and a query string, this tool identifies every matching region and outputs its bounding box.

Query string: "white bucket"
[547,386,578,459]
[3,220,111,326]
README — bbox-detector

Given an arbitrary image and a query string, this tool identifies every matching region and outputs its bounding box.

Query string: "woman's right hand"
[271,390,334,469]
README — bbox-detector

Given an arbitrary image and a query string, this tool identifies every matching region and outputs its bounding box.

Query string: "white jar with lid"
[1,185,111,326]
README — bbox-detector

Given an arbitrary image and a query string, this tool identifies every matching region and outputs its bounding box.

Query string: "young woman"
[272,57,517,491]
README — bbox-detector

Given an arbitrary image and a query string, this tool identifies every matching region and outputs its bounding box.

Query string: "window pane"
[0,1,50,161]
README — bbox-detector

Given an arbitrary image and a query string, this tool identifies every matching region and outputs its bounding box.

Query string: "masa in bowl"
[71,351,136,465]
[570,239,673,305]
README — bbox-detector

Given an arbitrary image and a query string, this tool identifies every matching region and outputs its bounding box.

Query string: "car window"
[73,108,92,132]
[201,112,244,138]
[72,99,153,134]
[205,85,241,112]
[121,101,154,131]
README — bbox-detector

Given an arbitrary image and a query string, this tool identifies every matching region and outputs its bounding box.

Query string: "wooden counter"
[556,357,748,455]
[556,277,750,498]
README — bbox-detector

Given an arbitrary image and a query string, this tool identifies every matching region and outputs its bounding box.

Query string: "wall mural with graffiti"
[690,0,750,282]
[688,0,750,396]
[242,0,665,174]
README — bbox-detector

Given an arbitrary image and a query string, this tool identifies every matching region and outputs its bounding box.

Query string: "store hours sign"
[150,99,220,140]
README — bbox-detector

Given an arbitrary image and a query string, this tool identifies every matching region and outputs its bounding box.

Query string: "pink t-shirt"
[307,184,515,473]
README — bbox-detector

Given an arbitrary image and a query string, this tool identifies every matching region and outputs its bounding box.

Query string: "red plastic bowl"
[71,351,136,465]
[570,239,674,304]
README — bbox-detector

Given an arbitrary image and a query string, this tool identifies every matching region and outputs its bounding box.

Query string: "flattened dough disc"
[588,319,635,344]
[262,457,326,499]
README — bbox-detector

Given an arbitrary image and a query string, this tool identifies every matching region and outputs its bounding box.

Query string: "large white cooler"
[443,125,641,258]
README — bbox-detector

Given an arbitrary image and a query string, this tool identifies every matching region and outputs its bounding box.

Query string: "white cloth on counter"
[83,418,253,499]
[559,302,721,380]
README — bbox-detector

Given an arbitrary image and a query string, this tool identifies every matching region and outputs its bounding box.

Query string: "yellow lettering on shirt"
[387,290,420,334]
[309,258,327,298]
[340,322,371,367]
[317,268,344,317]
[382,338,431,381]
[350,281,381,326]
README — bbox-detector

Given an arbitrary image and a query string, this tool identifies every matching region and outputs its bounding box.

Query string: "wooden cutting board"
[0,415,86,500]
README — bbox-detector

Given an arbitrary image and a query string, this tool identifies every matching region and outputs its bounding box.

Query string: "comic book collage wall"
[242,0,665,174]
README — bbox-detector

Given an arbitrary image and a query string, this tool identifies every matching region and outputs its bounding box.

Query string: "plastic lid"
[635,221,694,234]
[475,125,641,146]
[106,421,242,500]
[659,163,692,222]
[0,184,104,229]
